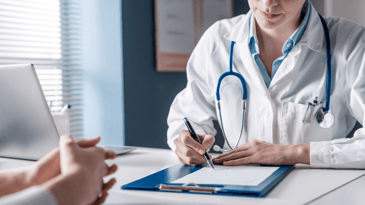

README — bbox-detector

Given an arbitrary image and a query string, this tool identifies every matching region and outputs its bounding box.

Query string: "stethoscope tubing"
[319,14,331,112]
[216,42,248,101]
[215,14,332,152]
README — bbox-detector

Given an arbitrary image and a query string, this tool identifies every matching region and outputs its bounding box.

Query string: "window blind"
[0,0,83,139]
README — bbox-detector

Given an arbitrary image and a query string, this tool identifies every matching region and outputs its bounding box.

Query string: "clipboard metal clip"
[159,183,220,194]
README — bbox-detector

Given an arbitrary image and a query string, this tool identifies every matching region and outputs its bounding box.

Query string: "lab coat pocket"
[281,102,309,145]
[281,102,332,145]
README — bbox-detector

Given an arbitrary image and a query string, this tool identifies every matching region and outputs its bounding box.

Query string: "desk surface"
[1,147,365,205]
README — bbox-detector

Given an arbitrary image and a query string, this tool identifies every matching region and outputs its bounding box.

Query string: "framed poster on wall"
[155,0,233,72]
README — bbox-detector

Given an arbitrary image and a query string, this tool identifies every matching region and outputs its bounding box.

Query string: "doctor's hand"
[173,130,215,165]
[213,139,310,166]
[41,135,118,205]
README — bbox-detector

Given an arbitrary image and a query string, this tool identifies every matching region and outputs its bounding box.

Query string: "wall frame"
[155,0,233,72]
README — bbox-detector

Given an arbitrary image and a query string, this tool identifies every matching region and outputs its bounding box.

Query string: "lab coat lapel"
[238,41,268,93]
[269,46,302,88]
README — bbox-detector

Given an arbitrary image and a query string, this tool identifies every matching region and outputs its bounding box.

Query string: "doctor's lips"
[261,11,281,19]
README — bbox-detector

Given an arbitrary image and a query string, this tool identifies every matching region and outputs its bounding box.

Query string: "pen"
[183,118,215,170]
[60,104,71,114]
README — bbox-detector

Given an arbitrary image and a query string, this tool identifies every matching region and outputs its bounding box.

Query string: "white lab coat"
[167,4,365,169]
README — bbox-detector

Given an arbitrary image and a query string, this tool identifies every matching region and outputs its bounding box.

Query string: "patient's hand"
[41,135,118,205]
[0,136,116,200]
[27,137,104,187]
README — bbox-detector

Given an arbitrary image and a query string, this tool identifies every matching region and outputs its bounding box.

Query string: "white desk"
[1,147,365,205]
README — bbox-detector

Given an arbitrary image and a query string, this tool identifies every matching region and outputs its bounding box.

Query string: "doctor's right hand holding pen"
[173,130,215,165]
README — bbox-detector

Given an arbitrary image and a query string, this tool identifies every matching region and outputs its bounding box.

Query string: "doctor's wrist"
[289,144,310,165]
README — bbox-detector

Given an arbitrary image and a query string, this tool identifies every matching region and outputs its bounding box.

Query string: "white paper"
[172,165,279,186]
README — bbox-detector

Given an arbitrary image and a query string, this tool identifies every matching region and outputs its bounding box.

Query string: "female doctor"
[167,0,365,169]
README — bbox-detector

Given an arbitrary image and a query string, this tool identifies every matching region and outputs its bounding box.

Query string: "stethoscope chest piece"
[315,108,335,129]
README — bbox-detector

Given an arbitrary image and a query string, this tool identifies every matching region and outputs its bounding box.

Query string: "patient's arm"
[0,168,31,197]
[0,136,104,197]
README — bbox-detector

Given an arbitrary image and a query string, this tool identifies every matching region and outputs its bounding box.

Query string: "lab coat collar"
[223,11,252,43]
[299,3,324,52]
[223,4,324,52]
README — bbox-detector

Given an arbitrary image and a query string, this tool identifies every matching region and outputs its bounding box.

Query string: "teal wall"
[81,0,124,145]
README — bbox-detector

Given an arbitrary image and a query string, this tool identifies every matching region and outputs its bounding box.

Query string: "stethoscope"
[213,14,334,153]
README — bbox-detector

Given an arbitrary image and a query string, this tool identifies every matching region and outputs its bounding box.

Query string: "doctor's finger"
[179,133,206,155]
[199,135,215,150]
[178,145,206,161]
[175,147,205,165]
[214,147,250,160]
[175,151,204,165]
[213,150,251,164]
[223,156,253,166]
[181,155,206,165]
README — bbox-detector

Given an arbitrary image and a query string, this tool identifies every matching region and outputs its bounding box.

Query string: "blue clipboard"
[121,164,294,197]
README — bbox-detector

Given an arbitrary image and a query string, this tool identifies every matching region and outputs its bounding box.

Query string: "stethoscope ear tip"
[213,145,231,153]
[213,145,221,152]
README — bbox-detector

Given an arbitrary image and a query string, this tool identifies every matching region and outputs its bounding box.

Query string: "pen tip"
[208,160,215,170]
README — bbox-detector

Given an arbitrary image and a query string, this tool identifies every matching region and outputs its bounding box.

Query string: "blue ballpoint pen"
[183,118,215,170]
